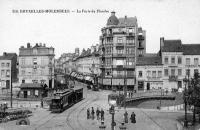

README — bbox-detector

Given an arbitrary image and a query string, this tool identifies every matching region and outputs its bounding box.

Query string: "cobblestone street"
[0,83,186,130]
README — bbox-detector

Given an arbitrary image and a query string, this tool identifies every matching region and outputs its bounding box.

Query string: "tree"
[186,72,200,124]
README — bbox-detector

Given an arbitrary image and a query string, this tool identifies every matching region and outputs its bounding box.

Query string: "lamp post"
[183,76,188,127]
[109,98,117,130]
[159,88,162,109]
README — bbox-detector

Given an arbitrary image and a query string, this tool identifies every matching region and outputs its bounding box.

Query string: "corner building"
[18,43,55,88]
[99,12,146,90]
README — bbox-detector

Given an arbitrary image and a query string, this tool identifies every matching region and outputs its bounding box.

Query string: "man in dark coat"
[130,112,136,123]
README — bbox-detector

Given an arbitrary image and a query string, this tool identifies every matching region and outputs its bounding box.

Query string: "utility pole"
[124,70,127,108]
[10,65,13,108]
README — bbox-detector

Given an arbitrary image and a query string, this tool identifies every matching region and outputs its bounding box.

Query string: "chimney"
[43,44,46,47]
[3,52,7,56]
[36,43,39,47]
[125,15,127,26]
[160,37,164,56]
[27,43,30,48]
[160,37,164,49]
[39,43,42,47]
[111,11,115,16]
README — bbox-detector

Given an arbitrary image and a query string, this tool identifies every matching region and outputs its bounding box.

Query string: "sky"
[0,0,200,58]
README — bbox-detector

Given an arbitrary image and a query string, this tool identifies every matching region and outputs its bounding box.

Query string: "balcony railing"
[112,53,126,57]
[147,77,162,81]
[138,35,144,40]
[169,75,178,81]
[116,43,124,46]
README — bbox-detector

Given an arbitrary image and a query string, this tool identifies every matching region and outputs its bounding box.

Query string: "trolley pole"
[124,70,127,108]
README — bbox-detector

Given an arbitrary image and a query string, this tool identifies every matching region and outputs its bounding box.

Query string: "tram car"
[50,87,83,113]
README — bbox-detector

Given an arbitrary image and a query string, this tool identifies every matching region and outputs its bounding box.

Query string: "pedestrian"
[87,108,90,119]
[124,111,128,123]
[96,107,100,120]
[130,112,136,123]
[100,108,104,121]
[91,107,95,120]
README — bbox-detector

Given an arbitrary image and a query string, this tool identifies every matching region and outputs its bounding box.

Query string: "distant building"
[0,52,18,90]
[99,12,146,90]
[136,55,163,91]
[160,38,200,91]
[18,43,55,88]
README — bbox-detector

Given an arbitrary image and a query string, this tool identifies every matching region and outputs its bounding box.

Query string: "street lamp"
[109,97,117,130]
[119,122,127,130]
[99,121,106,130]
[183,76,188,127]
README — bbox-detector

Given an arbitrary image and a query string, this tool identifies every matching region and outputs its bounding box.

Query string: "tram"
[50,88,83,113]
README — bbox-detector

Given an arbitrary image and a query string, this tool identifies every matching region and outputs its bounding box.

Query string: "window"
[1,80,6,87]
[171,57,175,64]
[194,58,199,66]
[158,71,162,78]
[127,70,134,76]
[35,90,39,96]
[105,69,112,76]
[164,57,168,64]
[27,91,30,96]
[117,71,123,77]
[117,37,123,43]
[117,49,123,54]
[126,37,134,45]
[1,70,5,77]
[116,59,124,65]
[194,69,199,74]
[178,69,182,76]
[128,28,134,33]
[21,58,25,65]
[178,57,182,64]
[126,47,135,54]
[186,69,190,76]
[6,63,10,67]
[106,37,113,44]
[126,58,134,66]
[6,70,10,77]
[105,58,112,66]
[171,69,175,76]
[22,80,25,83]
[138,71,142,77]
[186,58,190,65]
[164,69,168,76]
[146,71,151,78]
[33,58,37,65]
[21,70,25,75]
[105,47,112,54]
[152,71,156,78]
[1,63,5,67]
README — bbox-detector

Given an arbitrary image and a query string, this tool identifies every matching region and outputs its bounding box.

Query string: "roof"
[107,12,119,26]
[19,83,44,89]
[0,53,17,60]
[137,56,162,66]
[162,40,182,52]
[118,17,137,26]
[183,44,200,55]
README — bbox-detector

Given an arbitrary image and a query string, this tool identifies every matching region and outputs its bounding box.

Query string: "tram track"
[66,91,100,130]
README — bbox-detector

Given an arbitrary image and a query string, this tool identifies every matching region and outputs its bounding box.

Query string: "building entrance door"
[178,81,182,88]
[6,80,10,89]
[147,83,150,90]
[24,91,27,98]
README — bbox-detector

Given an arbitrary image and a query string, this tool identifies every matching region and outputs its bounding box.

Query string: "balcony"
[112,53,126,58]
[116,43,124,47]
[138,46,144,50]
[169,75,178,81]
[126,33,135,37]
[138,35,144,40]
[113,31,126,34]
[147,77,162,81]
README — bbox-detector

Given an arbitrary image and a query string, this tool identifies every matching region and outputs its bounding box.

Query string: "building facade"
[18,43,55,88]
[0,52,18,90]
[136,55,163,91]
[99,12,146,90]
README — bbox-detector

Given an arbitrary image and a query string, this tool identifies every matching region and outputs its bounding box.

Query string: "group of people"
[87,107,104,121]
[124,111,136,123]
